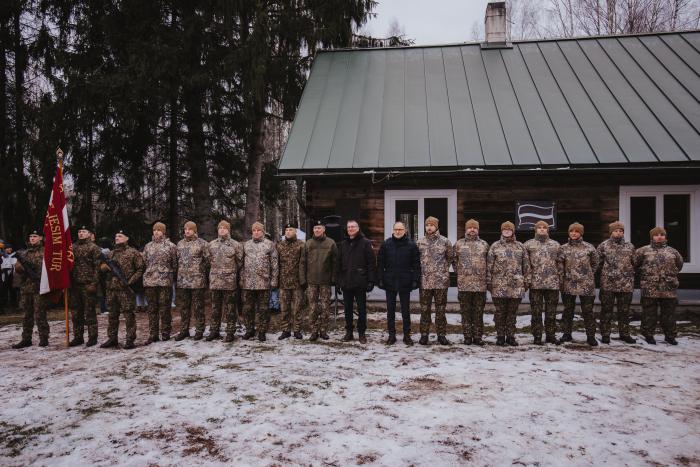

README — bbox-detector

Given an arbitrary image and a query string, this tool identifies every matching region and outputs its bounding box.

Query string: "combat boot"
[358,334,367,344]
[601,336,610,344]
[463,335,473,345]
[403,335,414,346]
[85,336,98,347]
[205,332,221,342]
[161,334,170,341]
[144,336,160,345]
[506,336,518,347]
[418,334,429,346]
[644,335,656,345]
[341,331,354,342]
[533,336,543,346]
[437,335,450,346]
[258,332,266,342]
[193,331,204,341]
[665,336,678,345]
[320,332,330,340]
[545,335,559,345]
[69,337,84,347]
[38,337,49,347]
[472,338,485,346]
[309,332,319,342]
[100,338,119,349]
[242,329,256,340]
[293,332,303,340]
[12,340,32,349]
[496,336,506,346]
[123,341,135,350]
[621,335,636,344]
[174,331,190,341]
[587,336,598,346]
[223,333,235,343]
[560,333,573,343]
[278,331,291,340]
[386,333,397,345]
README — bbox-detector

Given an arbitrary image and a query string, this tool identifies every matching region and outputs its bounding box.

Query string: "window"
[385,190,458,243]
[620,186,700,273]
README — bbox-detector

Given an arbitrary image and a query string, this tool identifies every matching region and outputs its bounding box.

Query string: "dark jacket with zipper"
[377,235,421,292]
[338,233,377,290]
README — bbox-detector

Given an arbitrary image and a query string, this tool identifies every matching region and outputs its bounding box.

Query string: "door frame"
[384,189,458,243]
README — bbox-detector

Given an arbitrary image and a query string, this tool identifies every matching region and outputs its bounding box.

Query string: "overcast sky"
[363,0,493,45]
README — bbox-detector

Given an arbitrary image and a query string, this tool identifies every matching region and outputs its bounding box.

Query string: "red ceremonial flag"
[40,161,74,294]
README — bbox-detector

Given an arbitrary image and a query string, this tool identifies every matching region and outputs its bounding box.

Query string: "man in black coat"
[377,221,421,346]
[338,220,377,344]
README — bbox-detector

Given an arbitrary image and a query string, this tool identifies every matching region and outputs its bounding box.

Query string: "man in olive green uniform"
[69,225,103,347]
[597,221,636,344]
[557,222,600,346]
[240,221,278,341]
[305,220,338,342]
[142,222,178,344]
[635,227,684,345]
[524,220,560,345]
[487,221,530,347]
[417,217,453,346]
[208,220,242,342]
[99,230,145,349]
[276,223,306,340]
[174,221,210,341]
[453,219,489,345]
[12,230,49,349]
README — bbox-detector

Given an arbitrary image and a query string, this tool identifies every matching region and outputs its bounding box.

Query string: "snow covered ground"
[1,315,699,466]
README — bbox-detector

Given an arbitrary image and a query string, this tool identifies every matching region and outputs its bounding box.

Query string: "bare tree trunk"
[0,15,8,239]
[168,97,179,240]
[243,117,266,239]
[12,6,28,239]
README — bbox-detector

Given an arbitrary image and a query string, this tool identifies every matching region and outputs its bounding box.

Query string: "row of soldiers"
[10,215,683,349]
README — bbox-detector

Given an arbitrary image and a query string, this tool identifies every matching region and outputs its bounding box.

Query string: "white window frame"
[384,189,458,244]
[619,185,700,273]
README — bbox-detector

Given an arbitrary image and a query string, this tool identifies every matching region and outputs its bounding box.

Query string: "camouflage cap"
[465,219,479,229]
[534,220,550,230]
[217,220,230,231]
[251,221,265,231]
[184,221,197,233]
[650,226,666,239]
[609,221,624,233]
[568,222,584,235]
[153,222,166,233]
[425,216,439,228]
[500,221,515,231]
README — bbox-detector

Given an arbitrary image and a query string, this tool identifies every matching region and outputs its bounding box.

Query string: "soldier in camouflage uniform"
[99,230,145,349]
[69,225,103,347]
[597,221,636,344]
[12,230,50,349]
[174,221,210,341]
[417,216,453,346]
[142,222,177,344]
[276,223,306,340]
[208,220,242,342]
[305,220,338,341]
[524,220,560,345]
[240,222,279,342]
[557,222,600,346]
[487,221,530,346]
[634,227,684,345]
[453,219,489,345]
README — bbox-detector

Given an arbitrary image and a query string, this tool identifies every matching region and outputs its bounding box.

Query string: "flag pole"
[57,148,70,347]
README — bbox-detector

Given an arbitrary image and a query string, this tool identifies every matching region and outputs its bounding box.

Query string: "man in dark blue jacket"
[338,220,377,344]
[377,221,421,346]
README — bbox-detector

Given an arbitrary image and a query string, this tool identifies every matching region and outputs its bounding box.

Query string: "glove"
[366,282,374,293]
[99,263,111,273]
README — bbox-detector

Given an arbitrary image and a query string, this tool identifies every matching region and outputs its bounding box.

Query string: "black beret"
[78,225,92,232]
[284,223,297,230]
[29,230,42,236]
[116,229,129,237]
[314,220,325,226]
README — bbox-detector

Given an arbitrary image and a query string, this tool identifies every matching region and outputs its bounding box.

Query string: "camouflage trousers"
[493,297,521,338]
[242,289,271,334]
[419,288,448,337]
[306,285,331,334]
[529,289,559,339]
[146,286,172,339]
[599,290,633,338]
[640,297,677,339]
[107,289,136,343]
[279,288,304,333]
[561,294,596,337]
[457,291,486,339]
[177,288,205,334]
[70,284,98,340]
[20,292,49,342]
[211,289,238,335]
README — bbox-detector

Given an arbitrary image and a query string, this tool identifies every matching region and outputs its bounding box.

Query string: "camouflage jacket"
[18,242,44,294]
[524,235,560,291]
[276,237,306,289]
[417,232,453,289]
[143,237,178,288]
[209,235,242,291]
[106,243,145,291]
[176,236,210,289]
[305,235,338,286]
[597,237,636,293]
[487,237,531,298]
[557,238,599,296]
[453,235,489,292]
[241,238,279,290]
[634,242,683,298]
[71,238,102,286]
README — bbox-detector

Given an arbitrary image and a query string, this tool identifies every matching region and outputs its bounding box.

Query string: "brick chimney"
[483,1,510,48]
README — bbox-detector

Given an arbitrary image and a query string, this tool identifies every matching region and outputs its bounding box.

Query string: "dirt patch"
[182,425,225,461]
[0,421,48,457]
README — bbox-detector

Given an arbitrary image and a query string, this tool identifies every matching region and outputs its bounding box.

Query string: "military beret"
[314,220,325,226]
[3,243,11,249]
[78,225,92,232]
[29,230,42,236]
[115,229,129,237]
[284,223,297,230]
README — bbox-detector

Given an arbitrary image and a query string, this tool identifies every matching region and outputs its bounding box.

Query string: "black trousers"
[386,290,411,336]
[343,288,367,335]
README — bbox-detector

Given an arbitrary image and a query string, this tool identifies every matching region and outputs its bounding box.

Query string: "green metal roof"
[278,31,700,174]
